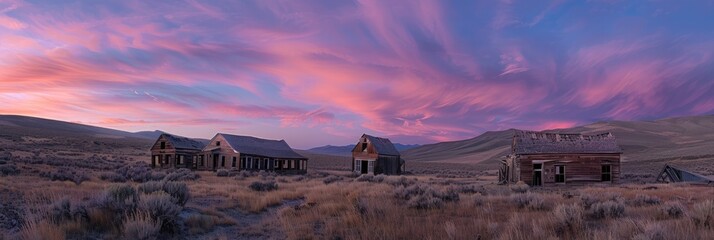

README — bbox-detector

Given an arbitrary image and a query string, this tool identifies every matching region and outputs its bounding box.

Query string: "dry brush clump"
[510,192,549,210]
[18,182,191,239]
[249,181,278,192]
[590,200,626,219]
[163,168,200,181]
[323,175,342,184]
[552,204,585,236]
[690,200,714,228]
[659,201,686,219]
[510,181,529,193]
[629,194,662,206]
[393,184,460,209]
[0,164,19,176]
[39,167,90,185]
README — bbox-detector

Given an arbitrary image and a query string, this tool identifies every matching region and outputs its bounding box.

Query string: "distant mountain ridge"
[307,143,421,156]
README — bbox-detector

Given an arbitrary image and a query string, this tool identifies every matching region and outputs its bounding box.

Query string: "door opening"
[361,160,369,174]
[533,163,543,186]
[212,154,218,170]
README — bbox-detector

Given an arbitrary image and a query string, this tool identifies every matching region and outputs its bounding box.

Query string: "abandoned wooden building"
[656,164,714,184]
[499,130,622,186]
[150,133,206,169]
[198,133,308,174]
[352,134,404,175]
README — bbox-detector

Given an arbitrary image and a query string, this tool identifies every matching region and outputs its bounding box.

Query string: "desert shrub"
[0,164,19,176]
[122,212,160,240]
[185,213,219,234]
[457,185,480,194]
[100,172,127,183]
[323,175,341,184]
[590,200,625,219]
[356,174,374,182]
[346,171,360,178]
[632,222,665,240]
[249,181,278,192]
[579,193,599,209]
[473,194,485,206]
[630,194,661,206]
[393,184,459,209]
[292,175,306,182]
[660,201,685,219]
[138,181,164,195]
[100,184,139,212]
[139,192,181,234]
[161,181,189,206]
[373,174,386,183]
[552,204,584,235]
[116,163,165,183]
[691,200,714,228]
[216,169,230,177]
[510,181,529,193]
[40,168,89,185]
[511,193,548,210]
[138,181,189,206]
[386,176,416,187]
[163,168,199,181]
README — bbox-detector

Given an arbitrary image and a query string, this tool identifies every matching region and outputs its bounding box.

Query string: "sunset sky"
[1,1,714,148]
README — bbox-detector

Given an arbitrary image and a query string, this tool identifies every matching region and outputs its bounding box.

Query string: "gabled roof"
[657,164,714,184]
[361,134,400,156]
[160,133,205,150]
[512,130,622,155]
[218,133,307,159]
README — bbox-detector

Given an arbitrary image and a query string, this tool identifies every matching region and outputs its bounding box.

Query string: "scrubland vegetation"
[3,149,714,240]
[2,133,714,239]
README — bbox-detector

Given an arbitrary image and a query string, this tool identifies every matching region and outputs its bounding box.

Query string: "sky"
[1,0,714,149]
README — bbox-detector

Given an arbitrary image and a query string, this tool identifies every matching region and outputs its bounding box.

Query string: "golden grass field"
[3,157,714,240]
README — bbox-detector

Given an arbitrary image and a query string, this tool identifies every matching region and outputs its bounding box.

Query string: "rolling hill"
[306,143,420,157]
[402,115,714,169]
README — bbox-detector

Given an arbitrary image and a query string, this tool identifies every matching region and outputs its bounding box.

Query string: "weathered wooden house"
[198,133,308,174]
[352,134,404,175]
[499,130,622,186]
[150,133,206,169]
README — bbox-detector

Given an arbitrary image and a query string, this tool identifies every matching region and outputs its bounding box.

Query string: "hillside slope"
[0,115,153,139]
[402,115,714,168]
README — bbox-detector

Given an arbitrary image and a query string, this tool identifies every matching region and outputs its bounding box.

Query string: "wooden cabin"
[499,130,622,186]
[352,134,404,175]
[150,133,206,169]
[198,133,308,174]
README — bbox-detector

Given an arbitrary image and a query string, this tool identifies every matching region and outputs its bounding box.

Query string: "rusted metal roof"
[512,130,622,154]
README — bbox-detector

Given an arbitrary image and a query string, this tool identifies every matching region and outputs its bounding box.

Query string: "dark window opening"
[555,165,565,183]
[232,157,236,167]
[602,165,612,182]
[160,142,166,149]
[216,141,221,146]
[221,156,226,167]
[362,142,367,151]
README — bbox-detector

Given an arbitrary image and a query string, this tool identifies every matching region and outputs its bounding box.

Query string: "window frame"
[601,164,612,182]
[555,165,565,183]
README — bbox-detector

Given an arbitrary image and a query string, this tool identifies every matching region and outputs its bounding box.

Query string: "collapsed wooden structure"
[352,134,404,175]
[499,130,622,186]
[656,164,714,184]
[151,133,308,174]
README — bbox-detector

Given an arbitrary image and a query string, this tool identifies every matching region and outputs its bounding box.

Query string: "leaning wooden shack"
[499,130,622,186]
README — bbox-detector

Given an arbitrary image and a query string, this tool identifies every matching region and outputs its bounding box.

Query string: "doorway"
[212,154,219,170]
[533,163,543,186]
[361,160,369,174]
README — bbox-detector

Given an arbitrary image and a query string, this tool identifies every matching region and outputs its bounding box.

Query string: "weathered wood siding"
[199,134,241,171]
[351,135,401,175]
[150,135,202,169]
[516,153,621,186]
